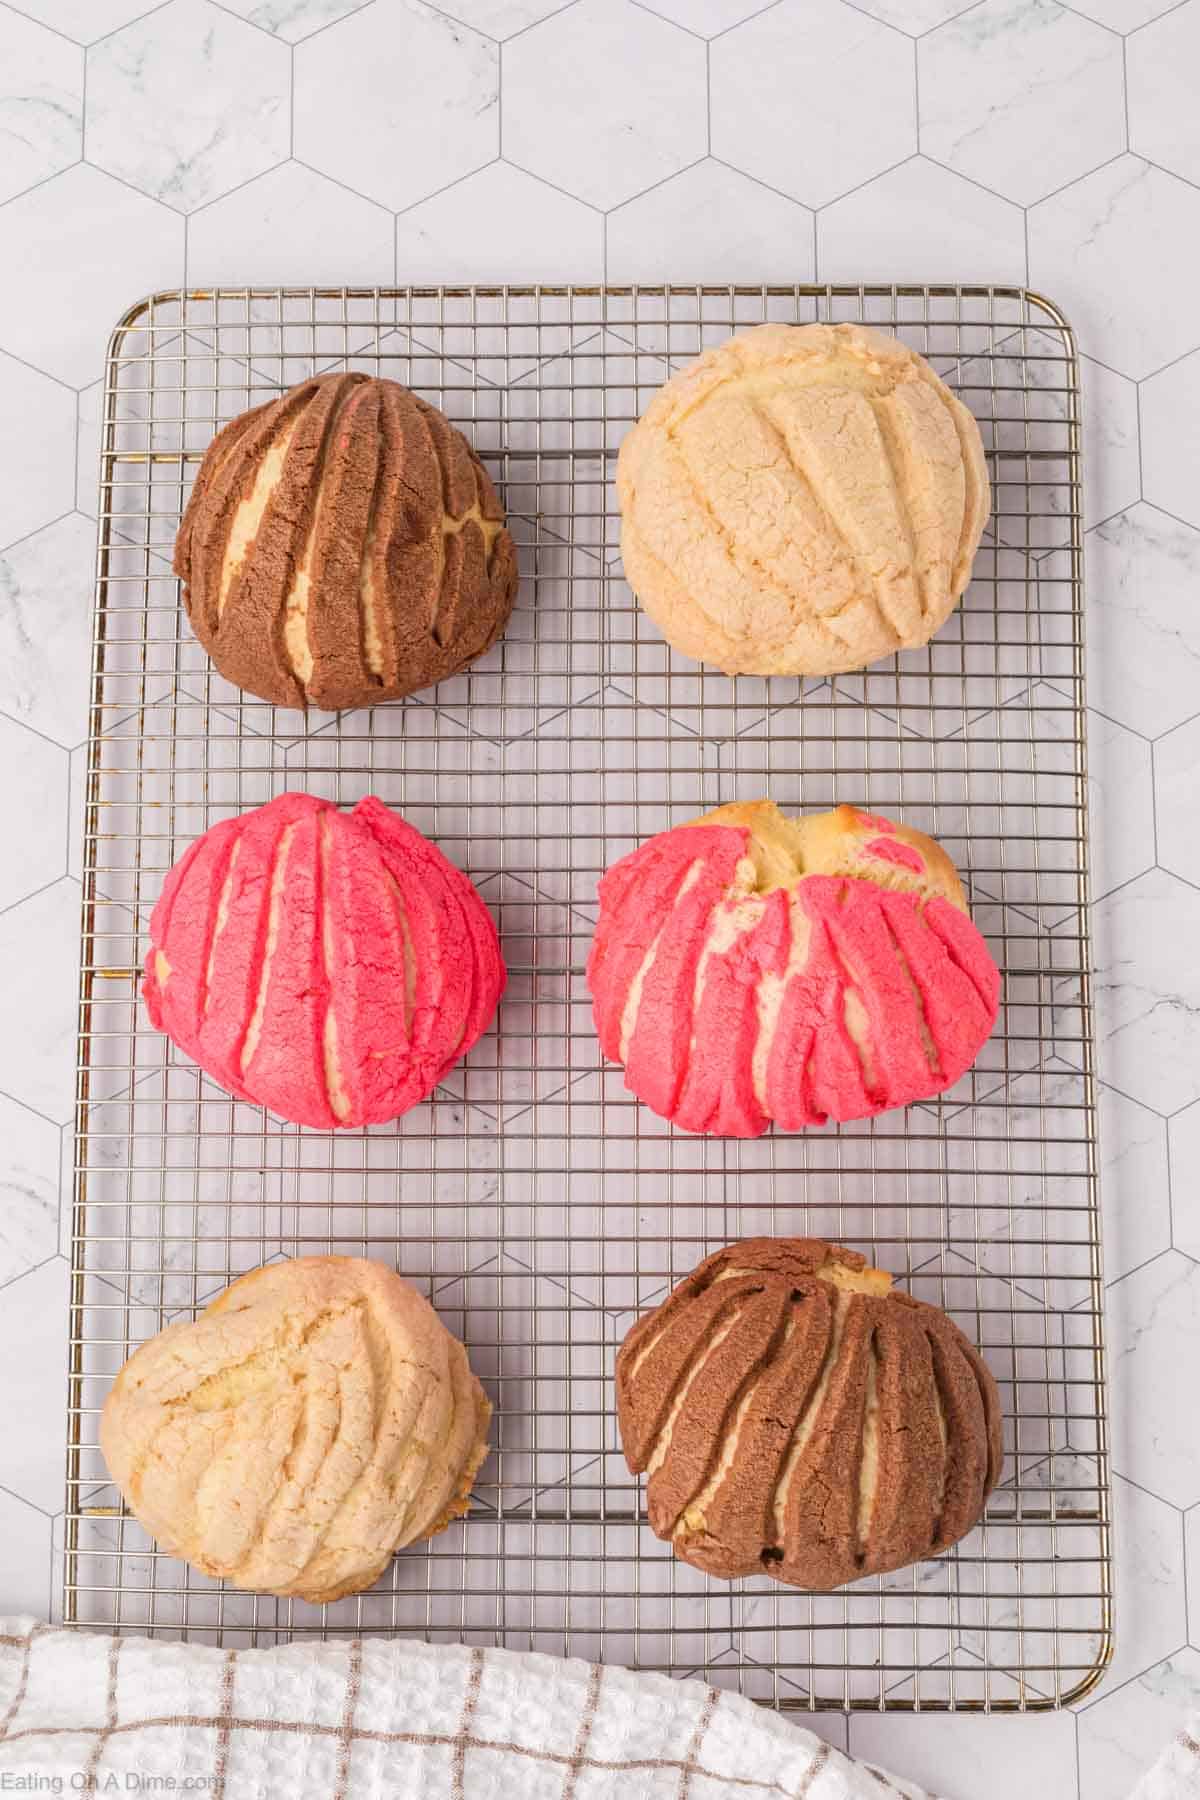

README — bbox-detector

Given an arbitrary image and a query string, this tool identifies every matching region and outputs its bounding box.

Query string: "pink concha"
[587,801,1000,1138]
[143,792,505,1129]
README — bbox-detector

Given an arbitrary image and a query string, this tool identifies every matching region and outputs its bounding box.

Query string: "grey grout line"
[0,156,86,220]
[706,152,814,212]
[912,32,921,153]
[603,152,709,220]
[390,154,502,219]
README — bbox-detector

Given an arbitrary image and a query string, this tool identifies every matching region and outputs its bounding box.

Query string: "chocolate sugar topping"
[175,371,518,710]
[616,1237,1003,1591]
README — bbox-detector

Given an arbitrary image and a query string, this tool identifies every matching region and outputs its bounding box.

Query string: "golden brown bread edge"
[682,799,968,910]
[616,1238,1003,1590]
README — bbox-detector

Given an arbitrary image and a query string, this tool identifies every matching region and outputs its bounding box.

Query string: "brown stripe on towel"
[450,1646,485,1800]
[211,1648,238,1800]
[796,1740,831,1796]
[561,1663,603,1800]
[80,1636,120,1788]
[332,1639,364,1800]
[0,1624,42,1738]
[679,1685,720,1799]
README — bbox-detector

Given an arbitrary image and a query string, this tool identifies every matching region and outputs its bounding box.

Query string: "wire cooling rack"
[66,285,1109,1712]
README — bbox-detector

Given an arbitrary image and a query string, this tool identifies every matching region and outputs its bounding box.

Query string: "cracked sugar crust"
[587,800,1000,1138]
[100,1256,492,1604]
[175,372,518,711]
[143,791,505,1129]
[615,1238,1003,1593]
[617,323,990,678]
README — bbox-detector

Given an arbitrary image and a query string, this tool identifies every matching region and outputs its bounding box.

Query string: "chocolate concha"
[175,371,518,710]
[616,1238,1003,1591]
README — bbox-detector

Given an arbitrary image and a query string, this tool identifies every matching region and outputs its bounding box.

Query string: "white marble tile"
[851,1707,1078,1799]
[1100,1475,1188,1696]
[635,0,780,29]
[1142,346,1200,533]
[1155,715,1200,892]
[0,715,68,912]
[429,0,575,33]
[0,1490,51,1617]
[0,1256,69,1514]
[1028,154,1200,380]
[848,0,974,25]
[75,380,102,518]
[0,513,97,749]
[1098,1080,1172,1283]
[1094,869,1200,1117]
[817,154,1025,284]
[919,0,1124,205]
[66,743,85,886]
[1069,0,1188,31]
[1080,354,1141,529]
[0,353,75,552]
[1108,1250,1200,1507]
[504,0,705,210]
[295,0,498,210]
[712,0,916,206]
[1082,705,1156,902]
[607,159,813,284]
[1186,1505,1200,1650]
[0,164,183,387]
[86,0,290,212]
[0,8,81,207]
[1168,1101,1200,1265]
[0,877,82,1125]
[0,1093,60,1292]
[396,161,602,285]
[1128,1,1200,186]
[1086,503,1200,741]
[216,0,372,40]
[188,160,394,287]
[1079,1649,1200,1800]
[5,0,165,40]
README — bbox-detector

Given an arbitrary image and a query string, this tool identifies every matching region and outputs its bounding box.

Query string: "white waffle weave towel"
[0,1617,933,1799]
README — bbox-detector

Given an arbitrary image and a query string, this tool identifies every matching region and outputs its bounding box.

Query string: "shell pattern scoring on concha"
[617,322,990,678]
[587,801,1000,1137]
[616,1238,1003,1591]
[175,371,519,711]
[144,792,505,1130]
[100,1257,492,1604]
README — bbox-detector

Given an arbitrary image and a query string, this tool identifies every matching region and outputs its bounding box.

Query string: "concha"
[144,791,505,1128]
[175,371,518,710]
[616,1237,1003,1590]
[617,323,990,676]
[101,1256,491,1602]
[587,800,999,1136]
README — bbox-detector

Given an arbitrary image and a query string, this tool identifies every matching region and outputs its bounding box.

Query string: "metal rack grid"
[66,284,1109,1712]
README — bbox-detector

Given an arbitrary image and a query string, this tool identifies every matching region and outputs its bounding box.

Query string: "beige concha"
[100,1256,491,1603]
[616,323,990,677]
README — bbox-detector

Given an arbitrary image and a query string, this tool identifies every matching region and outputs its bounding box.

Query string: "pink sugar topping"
[864,835,925,873]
